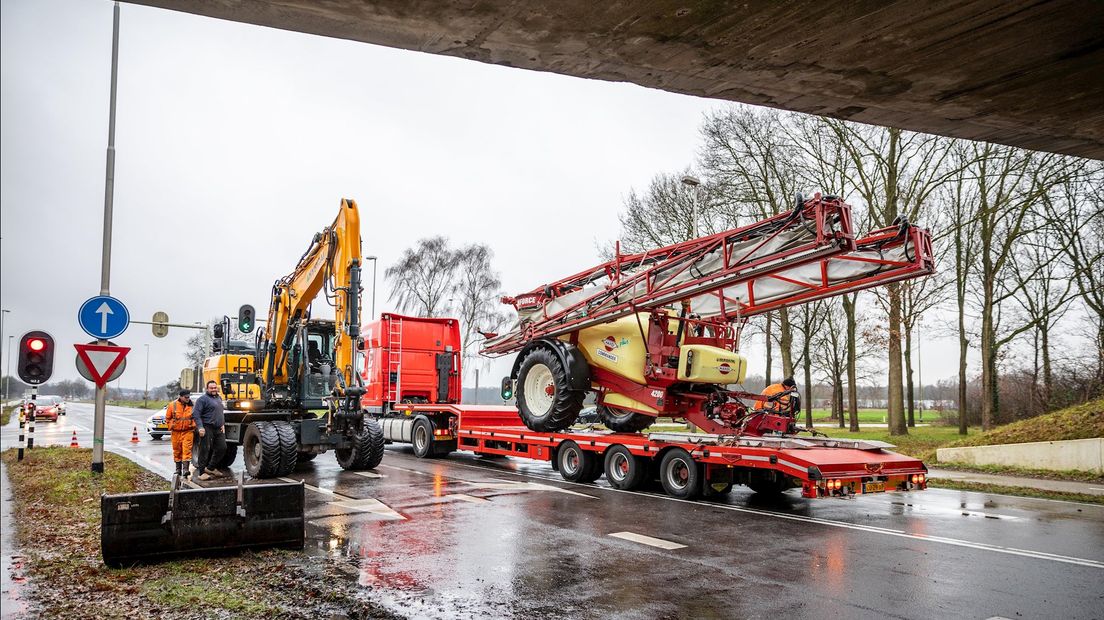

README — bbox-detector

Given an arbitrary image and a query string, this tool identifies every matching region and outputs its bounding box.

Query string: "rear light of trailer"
[910,473,926,485]
[827,479,842,491]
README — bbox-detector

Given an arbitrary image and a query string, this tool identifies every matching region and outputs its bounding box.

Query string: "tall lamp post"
[365,256,378,318]
[0,309,9,402]
[143,343,150,408]
[680,175,702,239]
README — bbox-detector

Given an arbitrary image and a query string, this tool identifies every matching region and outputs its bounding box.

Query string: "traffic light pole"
[93,2,121,474]
[26,387,36,450]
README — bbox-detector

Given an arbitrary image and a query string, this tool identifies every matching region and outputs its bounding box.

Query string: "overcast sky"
[1,0,968,392]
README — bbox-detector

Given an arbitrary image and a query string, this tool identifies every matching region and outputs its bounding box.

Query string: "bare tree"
[618,169,718,252]
[451,244,509,365]
[385,236,458,317]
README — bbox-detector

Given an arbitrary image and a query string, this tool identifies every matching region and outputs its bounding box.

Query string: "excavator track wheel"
[336,417,386,471]
[243,421,283,479]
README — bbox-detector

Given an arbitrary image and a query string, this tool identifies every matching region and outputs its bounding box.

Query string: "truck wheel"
[336,417,386,470]
[746,470,788,495]
[598,405,655,433]
[603,445,649,490]
[659,448,702,499]
[274,421,298,476]
[557,440,600,483]
[412,418,436,459]
[215,443,238,469]
[517,348,585,432]
[243,422,282,478]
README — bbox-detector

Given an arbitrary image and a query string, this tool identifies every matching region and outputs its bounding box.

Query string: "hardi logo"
[718,363,732,375]
[603,336,617,351]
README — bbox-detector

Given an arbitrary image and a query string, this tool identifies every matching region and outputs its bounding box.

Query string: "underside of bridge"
[126,0,1104,159]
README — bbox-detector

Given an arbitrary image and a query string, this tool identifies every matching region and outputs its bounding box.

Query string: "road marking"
[447,494,489,503]
[441,459,1104,569]
[279,477,405,519]
[278,477,355,500]
[609,531,686,550]
[379,463,434,476]
[352,471,384,479]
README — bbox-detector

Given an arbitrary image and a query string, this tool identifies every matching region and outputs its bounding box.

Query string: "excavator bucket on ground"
[101,473,304,568]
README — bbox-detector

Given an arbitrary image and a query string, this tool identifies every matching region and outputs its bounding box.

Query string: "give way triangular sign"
[74,343,131,388]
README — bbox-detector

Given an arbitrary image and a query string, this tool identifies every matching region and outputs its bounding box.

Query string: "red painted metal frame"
[484,195,856,355]
[412,404,927,499]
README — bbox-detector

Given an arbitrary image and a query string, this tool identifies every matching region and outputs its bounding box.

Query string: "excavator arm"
[262,198,364,397]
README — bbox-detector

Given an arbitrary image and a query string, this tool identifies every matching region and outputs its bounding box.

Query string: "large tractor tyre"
[598,405,656,433]
[214,443,238,469]
[746,470,788,496]
[336,417,386,471]
[516,348,586,432]
[273,421,299,476]
[412,418,437,459]
[659,448,702,500]
[557,440,601,483]
[242,422,283,478]
[603,445,649,491]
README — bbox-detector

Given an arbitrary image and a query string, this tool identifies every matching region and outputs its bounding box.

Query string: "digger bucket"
[101,478,305,568]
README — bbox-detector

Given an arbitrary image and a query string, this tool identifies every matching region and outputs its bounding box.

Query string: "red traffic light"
[28,338,46,351]
[17,331,55,385]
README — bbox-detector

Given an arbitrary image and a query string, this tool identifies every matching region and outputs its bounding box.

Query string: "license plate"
[155,424,167,430]
[863,481,886,493]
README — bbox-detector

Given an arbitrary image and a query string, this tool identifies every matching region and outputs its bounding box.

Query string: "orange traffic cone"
[131,427,140,443]
[70,431,79,448]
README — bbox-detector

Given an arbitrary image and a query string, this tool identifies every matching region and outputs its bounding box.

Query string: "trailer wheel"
[412,418,436,459]
[598,405,655,433]
[557,440,599,483]
[603,445,649,490]
[243,422,283,478]
[274,421,298,476]
[659,448,702,499]
[336,417,386,470]
[517,348,585,432]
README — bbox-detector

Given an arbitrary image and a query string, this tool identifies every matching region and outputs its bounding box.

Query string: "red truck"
[361,314,928,500]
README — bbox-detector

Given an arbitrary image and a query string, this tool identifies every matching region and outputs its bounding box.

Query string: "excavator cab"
[301,320,338,405]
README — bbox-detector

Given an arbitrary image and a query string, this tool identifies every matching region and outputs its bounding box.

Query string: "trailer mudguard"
[510,338,590,391]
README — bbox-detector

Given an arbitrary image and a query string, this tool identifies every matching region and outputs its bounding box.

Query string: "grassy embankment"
[1,404,15,425]
[109,399,170,410]
[1,447,401,619]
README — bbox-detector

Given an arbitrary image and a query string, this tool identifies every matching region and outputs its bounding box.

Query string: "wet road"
[3,403,1103,619]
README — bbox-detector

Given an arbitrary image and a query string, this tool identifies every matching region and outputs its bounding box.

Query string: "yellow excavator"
[200,198,384,478]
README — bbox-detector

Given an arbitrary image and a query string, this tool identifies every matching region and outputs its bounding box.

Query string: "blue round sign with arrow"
[78,295,130,340]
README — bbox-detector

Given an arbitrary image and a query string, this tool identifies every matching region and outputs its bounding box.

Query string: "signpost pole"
[93,2,121,474]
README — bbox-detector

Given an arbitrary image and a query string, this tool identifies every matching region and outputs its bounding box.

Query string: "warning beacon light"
[17,330,55,385]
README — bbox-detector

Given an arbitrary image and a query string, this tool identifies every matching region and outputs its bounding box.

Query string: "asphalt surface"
[3,402,1103,619]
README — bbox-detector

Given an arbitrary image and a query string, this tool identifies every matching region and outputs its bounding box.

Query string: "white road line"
[279,477,405,520]
[278,477,356,501]
[379,463,434,476]
[441,459,1104,570]
[448,494,490,503]
[352,471,384,479]
[609,531,687,550]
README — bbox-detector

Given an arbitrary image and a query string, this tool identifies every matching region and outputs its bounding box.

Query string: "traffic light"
[238,304,256,334]
[500,376,514,401]
[17,331,55,385]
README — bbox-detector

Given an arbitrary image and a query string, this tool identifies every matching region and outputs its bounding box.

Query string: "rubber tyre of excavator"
[214,443,238,469]
[517,348,586,432]
[242,421,286,478]
[273,421,298,475]
[336,417,386,471]
[598,405,656,433]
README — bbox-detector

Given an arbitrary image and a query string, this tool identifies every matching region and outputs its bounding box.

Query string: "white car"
[145,410,169,440]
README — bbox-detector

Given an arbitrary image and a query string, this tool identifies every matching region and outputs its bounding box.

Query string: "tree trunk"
[887,283,907,435]
[764,314,773,386]
[844,294,859,432]
[980,278,997,431]
[779,308,795,379]
[836,380,845,429]
[1041,324,1052,409]
[904,321,915,427]
[803,347,813,429]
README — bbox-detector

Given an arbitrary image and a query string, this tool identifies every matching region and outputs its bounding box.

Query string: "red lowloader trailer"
[393,402,927,500]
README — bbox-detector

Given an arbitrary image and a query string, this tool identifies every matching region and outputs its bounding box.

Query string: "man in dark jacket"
[192,380,227,480]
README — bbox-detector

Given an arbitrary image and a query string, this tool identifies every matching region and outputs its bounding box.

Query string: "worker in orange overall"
[755,376,799,415]
[165,389,196,478]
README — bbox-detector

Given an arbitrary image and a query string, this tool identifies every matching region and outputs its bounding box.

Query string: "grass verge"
[820,426,974,463]
[1,447,403,620]
[109,399,169,410]
[2,404,14,426]
[927,478,1104,505]
[932,462,1104,484]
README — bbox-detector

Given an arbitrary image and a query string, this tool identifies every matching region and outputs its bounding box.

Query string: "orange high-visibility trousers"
[171,430,194,462]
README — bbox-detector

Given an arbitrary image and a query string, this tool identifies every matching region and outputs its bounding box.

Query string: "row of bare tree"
[617,106,1103,435]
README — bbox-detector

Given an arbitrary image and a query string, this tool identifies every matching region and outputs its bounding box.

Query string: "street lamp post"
[365,256,378,318]
[0,309,9,402]
[680,175,702,239]
[143,343,150,408]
